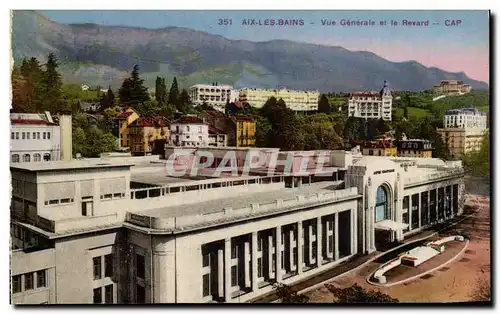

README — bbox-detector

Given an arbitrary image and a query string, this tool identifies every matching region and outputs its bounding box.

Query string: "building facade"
[433,80,472,95]
[128,116,170,156]
[397,139,434,158]
[10,112,72,163]
[347,81,392,121]
[438,108,488,160]
[231,116,256,147]
[188,83,233,112]
[10,151,465,304]
[170,116,209,147]
[238,88,319,112]
[115,107,140,149]
[443,108,487,129]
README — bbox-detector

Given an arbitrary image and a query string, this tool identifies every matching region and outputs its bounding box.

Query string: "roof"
[172,115,207,125]
[231,116,254,122]
[10,160,133,172]
[209,125,226,134]
[136,181,344,219]
[115,111,134,119]
[11,119,57,126]
[129,116,169,127]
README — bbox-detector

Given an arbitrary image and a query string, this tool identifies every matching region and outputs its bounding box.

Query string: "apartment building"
[10,150,465,304]
[238,88,320,112]
[170,115,209,147]
[10,112,72,163]
[197,111,256,148]
[188,83,233,112]
[433,80,472,95]
[128,116,170,156]
[353,138,397,157]
[437,108,488,160]
[347,81,393,121]
[115,107,140,149]
[397,139,434,158]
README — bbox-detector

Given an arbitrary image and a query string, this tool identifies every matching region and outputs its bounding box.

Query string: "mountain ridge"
[11,10,489,92]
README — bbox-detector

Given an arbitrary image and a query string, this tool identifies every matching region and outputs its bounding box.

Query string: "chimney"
[59,115,73,161]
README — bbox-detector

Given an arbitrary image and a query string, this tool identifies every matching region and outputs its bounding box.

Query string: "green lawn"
[394,107,432,119]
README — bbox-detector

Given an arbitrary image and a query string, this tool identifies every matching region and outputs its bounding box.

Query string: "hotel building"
[437,108,488,160]
[347,81,393,121]
[10,148,465,304]
[238,89,320,112]
[397,139,434,158]
[188,83,233,112]
[433,80,472,95]
[170,116,209,147]
[10,112,72,163]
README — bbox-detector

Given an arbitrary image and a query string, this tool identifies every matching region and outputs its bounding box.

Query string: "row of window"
[11,131,51,140]
[93,255,114,280]
[12,270,47,294]
[44,198,74,206]
[11,153,51,163]
[93,285,114,304]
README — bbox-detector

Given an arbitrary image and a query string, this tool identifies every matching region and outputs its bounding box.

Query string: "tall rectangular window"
[231,266,237,287]
[202,251,210,268]
[15,132,19,140]
[93,287,102,304]
[22,132,25,140]
[47,132,51,139]
[27,132,30,140]
[136,253,145,279]
[36,270,46,288]
[105,254,113,278]
[136,285,146,303]
[25,272,34,290]
[202,273,210,297]
[105,284,114,304]
[43,132,46,139]
[12,275,21,293]
[32,132,36,139]
[93,256,102,280]
[257,258,262,277]
[11,132,14,140]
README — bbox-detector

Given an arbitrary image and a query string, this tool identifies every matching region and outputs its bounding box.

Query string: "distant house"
[170,115,209,147]
[128,116,170,156]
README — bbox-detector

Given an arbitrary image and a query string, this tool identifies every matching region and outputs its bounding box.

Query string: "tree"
[17,57,44,112]
[403,106,409,120]
[177,89,192,113]
[11,68,28,112]
[318,94,331,113]
[326,284,399,303]
[273,283,309,304]
[155,76,167,104]
[118,65,150,107]
[255,117,272,147]
[41,53,66,113]
[168,77,180,108]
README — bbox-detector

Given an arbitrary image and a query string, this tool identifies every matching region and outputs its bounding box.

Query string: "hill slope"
[11,10,489,92]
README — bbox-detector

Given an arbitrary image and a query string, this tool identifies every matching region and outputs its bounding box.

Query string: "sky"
[39,10,490,83]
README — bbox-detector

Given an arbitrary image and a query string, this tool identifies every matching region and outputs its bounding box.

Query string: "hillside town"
[10,51,490,304]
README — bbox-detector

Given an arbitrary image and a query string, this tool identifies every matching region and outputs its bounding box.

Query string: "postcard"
[9,10,490,305]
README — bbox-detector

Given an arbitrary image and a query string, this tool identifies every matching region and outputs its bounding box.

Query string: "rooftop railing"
[126,187,359,231]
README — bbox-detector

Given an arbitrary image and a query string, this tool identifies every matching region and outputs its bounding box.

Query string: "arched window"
[375,186,389,222]
[22,154,30,163]
[34,154,41,162]
[11,154,20,163]
[43,153,51,162]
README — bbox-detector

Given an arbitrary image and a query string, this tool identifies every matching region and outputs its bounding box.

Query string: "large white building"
[170,115,209,147]
[188,83,233,112]
[10,112,72,163]
[443,108,487,129]
[10,149,465,304]
[238,88,320,112]
[348,81,393,121]
[438,108,488,160]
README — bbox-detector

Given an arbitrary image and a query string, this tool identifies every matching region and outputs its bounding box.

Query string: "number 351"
[218,19,232,25]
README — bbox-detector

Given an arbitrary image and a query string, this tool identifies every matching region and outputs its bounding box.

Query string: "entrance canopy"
[374,219,408,231]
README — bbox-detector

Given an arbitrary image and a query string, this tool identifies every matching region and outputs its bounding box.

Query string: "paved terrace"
[125,181,358,233]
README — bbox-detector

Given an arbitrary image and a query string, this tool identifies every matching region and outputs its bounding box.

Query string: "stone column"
[244,241,250,288]
[334,213,339,261]
[443,186,447,220]
[224,239,231,302]
[251,232,258,292]
[408,195,412,231]
[152,247,169,303]
[317,217,322,266]
[288,229,294,272]
[275,226,282,282]
[308,224,314,264]
[418,193,422,229]
[267,234,273,280]
[297,221,303,274]
[217,249,224,298]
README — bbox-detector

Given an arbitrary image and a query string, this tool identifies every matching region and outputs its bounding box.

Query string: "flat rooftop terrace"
[10,160,133,171]
[136,181,344,219]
